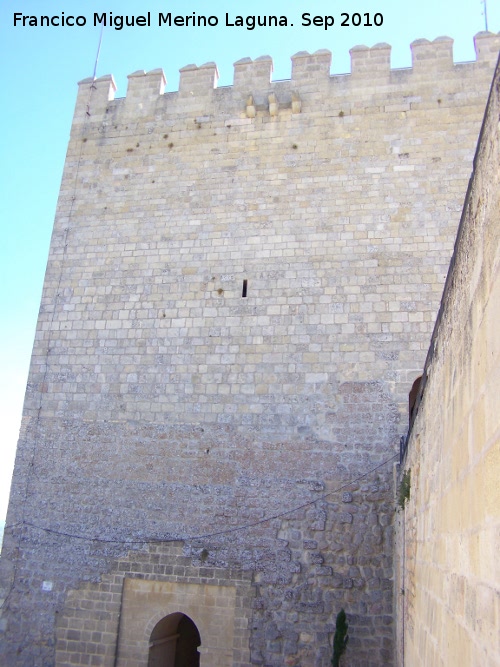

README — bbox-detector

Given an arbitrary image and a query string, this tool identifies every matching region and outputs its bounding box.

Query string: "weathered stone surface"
[395,60,500,667]
[1,36,499,667]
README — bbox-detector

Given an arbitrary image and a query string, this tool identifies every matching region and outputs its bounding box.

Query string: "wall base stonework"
[55,545,254,667]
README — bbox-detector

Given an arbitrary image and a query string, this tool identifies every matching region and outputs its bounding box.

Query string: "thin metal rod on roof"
[482,0,489,32]
[92,25,105,81]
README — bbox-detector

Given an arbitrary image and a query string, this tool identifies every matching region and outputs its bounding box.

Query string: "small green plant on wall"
[332,608,349,667]
[398,469,411,510]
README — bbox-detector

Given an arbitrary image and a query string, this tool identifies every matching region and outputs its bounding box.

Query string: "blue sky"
[0,0,498,524]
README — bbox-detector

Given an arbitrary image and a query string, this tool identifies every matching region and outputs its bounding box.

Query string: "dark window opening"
[409,376,422,423]
[242,279,248,298]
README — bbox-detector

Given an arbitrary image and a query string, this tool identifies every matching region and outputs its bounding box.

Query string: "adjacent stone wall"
[395,59,500,665]
[1,35,499,667]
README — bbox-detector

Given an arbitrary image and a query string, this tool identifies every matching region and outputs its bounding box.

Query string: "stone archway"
[148,612,201,667]
[114,577,247,667]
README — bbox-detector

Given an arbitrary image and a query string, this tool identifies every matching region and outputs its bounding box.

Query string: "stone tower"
[1,33,499,667]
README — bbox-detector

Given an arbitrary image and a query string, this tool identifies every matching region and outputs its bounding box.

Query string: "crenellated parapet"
[474,30,500,62]
[234,55,273,92]
[410,36,454,70]
[179,61,219,96]
[74,74,116,122]
[291,49,332,82]
[73,32,500,126]
[126,69,166,114]
[349,42,392,77]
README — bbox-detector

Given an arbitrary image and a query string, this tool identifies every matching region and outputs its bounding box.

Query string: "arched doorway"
[148,612,201,667]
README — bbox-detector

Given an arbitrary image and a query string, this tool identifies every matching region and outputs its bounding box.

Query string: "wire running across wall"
[7,452,399,548]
